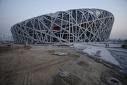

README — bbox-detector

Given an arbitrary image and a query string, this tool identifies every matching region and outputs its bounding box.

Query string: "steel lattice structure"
[11,8,114,44]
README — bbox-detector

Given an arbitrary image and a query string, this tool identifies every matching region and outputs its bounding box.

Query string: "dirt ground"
[0,44,127,85]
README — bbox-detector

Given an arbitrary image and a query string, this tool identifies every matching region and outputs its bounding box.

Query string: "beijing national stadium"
[11,8,114,44]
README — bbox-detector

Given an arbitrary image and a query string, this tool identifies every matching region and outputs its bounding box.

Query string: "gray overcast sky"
[0,0,127,39]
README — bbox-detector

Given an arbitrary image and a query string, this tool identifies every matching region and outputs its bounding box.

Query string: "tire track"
[16,58,71,85]
[31,57,72,72]
[3,57,62,74]
[17,72,32,85]
[3,57,72,76]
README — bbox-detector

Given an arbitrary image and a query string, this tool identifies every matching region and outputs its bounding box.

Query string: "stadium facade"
[11,8,114,44]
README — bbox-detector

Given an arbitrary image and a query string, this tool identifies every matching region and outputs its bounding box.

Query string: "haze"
[0,0,127,39]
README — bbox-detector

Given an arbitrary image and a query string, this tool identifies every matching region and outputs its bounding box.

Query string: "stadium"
[11,8,114,44]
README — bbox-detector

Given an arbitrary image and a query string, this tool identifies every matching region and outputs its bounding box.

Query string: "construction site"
[0,43,127,85]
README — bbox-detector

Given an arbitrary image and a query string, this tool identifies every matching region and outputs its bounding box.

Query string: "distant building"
[0,32,13,42]
[11,8,114,44]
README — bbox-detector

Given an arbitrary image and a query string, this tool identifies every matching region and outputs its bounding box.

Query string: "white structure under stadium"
[11,8,114,44]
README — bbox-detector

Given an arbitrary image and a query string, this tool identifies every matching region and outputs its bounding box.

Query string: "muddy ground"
[0,44,127,85]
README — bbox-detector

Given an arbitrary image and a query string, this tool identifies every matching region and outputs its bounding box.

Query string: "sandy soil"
[0,45,126,85]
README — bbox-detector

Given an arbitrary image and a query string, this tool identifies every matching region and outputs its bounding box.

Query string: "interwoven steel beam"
[11,8,114,44]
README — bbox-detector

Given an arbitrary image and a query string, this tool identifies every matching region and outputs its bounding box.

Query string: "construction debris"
[52,71,83,85]
[53,52,67,56]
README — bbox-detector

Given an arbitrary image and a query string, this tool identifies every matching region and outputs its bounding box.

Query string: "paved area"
[109,48,127,74]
